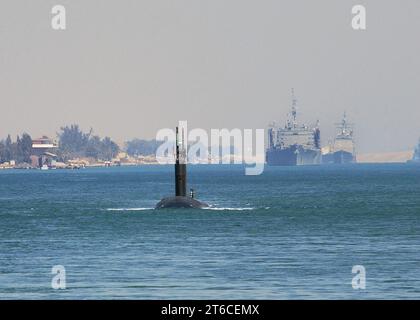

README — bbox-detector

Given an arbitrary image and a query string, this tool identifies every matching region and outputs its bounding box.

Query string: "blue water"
[1,164,419,299]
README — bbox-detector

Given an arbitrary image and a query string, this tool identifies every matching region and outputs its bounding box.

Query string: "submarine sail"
[155,126,208,209]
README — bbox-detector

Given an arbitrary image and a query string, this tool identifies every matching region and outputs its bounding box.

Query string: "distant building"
[31,136,58,168]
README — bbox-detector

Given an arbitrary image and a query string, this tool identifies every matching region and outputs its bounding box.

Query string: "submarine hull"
[155,196,209,209]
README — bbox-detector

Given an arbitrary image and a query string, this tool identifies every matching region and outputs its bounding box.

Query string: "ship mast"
[291,88,297,128]
[335,111,354,136]
[341,112,347,134]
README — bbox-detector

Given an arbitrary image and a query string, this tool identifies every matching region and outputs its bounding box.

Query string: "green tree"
[15,135,22,162]
[57,125,91,161]
[17,133,33,164]
[4,135,13,162]
[0,140,5,163]
[100,137,119,161]
[126,139,161,156]
[85,135,101,159]
[57,125,119,161]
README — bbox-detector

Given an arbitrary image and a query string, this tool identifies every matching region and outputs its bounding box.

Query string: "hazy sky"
[0,0,419,153]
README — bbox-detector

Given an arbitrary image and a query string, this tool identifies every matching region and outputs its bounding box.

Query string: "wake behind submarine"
[155,127,209,209]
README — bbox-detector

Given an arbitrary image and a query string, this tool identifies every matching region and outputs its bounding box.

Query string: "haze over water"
[1,164,419,299]
[1,1,420,153]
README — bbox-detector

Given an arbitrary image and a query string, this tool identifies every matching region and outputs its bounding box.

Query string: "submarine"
[155,127,209,209]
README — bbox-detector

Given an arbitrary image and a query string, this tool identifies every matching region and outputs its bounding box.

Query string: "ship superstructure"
[411,138,420,162]
[322,112,356,164]
[266,90,321,166]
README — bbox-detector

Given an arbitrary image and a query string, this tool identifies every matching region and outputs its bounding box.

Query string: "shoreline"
[1,161,419,171]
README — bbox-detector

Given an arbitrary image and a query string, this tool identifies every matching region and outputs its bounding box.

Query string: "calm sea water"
[0,164,419,299]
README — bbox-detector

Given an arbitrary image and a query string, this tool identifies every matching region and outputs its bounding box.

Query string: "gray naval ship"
[408,138,420,163]
[266,90,321,166]
[322,112,356,164]
[155,127,208,209]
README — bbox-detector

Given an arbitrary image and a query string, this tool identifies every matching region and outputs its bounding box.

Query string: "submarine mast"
[155,125,209,209]
[175,127,187,197]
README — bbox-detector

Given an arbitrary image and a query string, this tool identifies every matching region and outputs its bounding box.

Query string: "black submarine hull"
[155,126,209,209]
[155,196,209,209]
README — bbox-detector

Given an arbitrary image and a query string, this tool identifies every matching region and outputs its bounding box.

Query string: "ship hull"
[266,145,321,166]
[322,150,355,164]
[407,160,420,164]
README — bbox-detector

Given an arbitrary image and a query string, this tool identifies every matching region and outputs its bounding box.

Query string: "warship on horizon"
[408,138,420,163]
[266,89,321,166]
[322,112,356,164]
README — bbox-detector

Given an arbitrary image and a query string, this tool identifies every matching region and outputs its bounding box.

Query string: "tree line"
[56,125,120,162]
[0,125,121,164]
[0,124,163,165]
[125,139,161,157]
[57,125,162,160]
[0,133,33,164]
